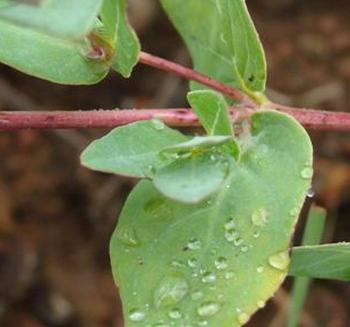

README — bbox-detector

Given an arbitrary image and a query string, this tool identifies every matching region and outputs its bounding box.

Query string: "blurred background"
[0,0,349,326]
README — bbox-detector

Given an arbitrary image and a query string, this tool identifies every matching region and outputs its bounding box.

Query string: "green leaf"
[0,19,109,84]
[153,152,231,204]
[288,205,326,327]
[188,90,233,136]
[289,243,350,281]
[81,120,188,178]
[0,0,103,39]
[101,0,140,77]
[161,0,267,96]
[111,110,313,326]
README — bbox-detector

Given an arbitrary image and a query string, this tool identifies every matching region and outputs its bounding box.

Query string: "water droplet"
[188,258,198,268]
[251,208,268,227]
[237,312,249,324]
[257,300,266,308]
[215,257,228,270]
[191,290,204,301]
[201,272,216,284]
[225,271,235,280]
[171,259,186,268]
[224,218,236,230]
[129,309,146,322]
[253,231,260,238]
[300,166,313,179]
[240,245,249,253]
[289,207,299,217]
[225,229,239,243]
[151,119,165,130]
[307,187,315,198]
[154,274,189,308]
[197,302,221,317]
[233,238,244,246]
[257,266,264,273]
[169,308,182,320]
[117,226,140,247]
[268,250,290,271]
[187,238,201,250]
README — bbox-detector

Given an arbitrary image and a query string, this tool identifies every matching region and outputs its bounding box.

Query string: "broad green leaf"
[81,120,187,178]
[187,90,233,136]
[289,243,350,281]
[101,0,140,77]
[288,205,326,327]
[153,152,231,203]
[111,110,313,326]
[0,0,103,39]
[161,0,267,96]
[0,19,109,84]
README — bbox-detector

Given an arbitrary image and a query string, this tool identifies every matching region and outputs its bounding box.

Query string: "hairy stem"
[1,108,349,131]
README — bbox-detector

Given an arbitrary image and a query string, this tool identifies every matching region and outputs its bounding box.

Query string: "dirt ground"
[0,0,349,326]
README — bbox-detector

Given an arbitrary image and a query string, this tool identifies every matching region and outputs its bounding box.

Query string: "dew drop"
[169,308,182,320]
[289,207,299,217]
[300,166,313,179]
[215,257,228,270]
[240,245,249,253]
[257,266,264,273]
[129,308,146,322]
[188,258,198,268]
[225,230,239,243]
[201,272,216,284]
[224,218,236,230]
[268,250,290,271]
[237,312,249,324]
[171,259,186,268]
[233,237,244,246]
[253,231,260,238]
[151,119,165,130]
[187,238,202,250]
[225,271,235,280]
[154,274,189,308]
[191,290,204,301]
[251,208,268,227]
[197,302,221,317]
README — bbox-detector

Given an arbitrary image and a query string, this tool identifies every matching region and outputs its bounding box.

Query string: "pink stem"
[1,108,349,131]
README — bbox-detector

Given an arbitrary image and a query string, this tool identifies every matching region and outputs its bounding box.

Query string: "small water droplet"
[268,250,290,271]
[215,257,228,270]
[300,166,313,179]
[307,187,315,198]
[224,218,236,230]
[257,266,264,273]
[197,302,221,317]
[233,238,244,246]
[257,300,266,308]
[198,321,208,326]
[191,290,204,301]
[129,308,146,322]
[240,245,249,253]
[289,207,299,217]
[253,231,260,238]
[201,272,216,284]
[237,312,249,324]
[225,229,239,242]
[187,238,202,250]
[169,308,182,320]
[154,274,189,308]
[171,259,185,268]
[188,258,198,268]
[225,271,235,280]
[117,226,140,247]
[151,119,165,130]
[251,208,268,227]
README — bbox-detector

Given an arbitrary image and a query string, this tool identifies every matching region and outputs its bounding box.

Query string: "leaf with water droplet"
[110,111,313,326]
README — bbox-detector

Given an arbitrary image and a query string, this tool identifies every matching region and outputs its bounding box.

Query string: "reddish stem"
[139,51,256,107]
[0,108,349,131]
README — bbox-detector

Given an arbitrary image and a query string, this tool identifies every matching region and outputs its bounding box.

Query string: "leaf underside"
[111,111,313,326]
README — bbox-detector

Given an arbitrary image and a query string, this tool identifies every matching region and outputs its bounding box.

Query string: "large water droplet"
[251,208,268,227]
[201,272,216,284]
[300,166,313,179]
[151,119,165,130]
[237,312,249,324]
[154,274,189,308]
[268,250,290,271]
[191,290,204,301]
[187,238,202,250]
[129,308,146,322]
[197,302,221,317]
[117,226,140,247]
[215,257,228,270]
[169,308,182,320]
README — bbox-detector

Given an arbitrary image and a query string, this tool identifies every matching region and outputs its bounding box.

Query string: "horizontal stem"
[0,108,349,131]
[139,51,256,107]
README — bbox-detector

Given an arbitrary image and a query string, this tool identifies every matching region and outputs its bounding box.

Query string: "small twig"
[1,107,350,131]
[139,51,256,107]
